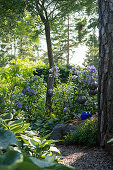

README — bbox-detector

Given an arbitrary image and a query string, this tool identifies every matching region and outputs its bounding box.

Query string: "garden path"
[57,144,113,170]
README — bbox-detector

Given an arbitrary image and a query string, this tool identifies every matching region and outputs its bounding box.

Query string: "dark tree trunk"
[67,16,69,64]
[45,23,54,68]
[98,0,113,147]
[45,22,54,113]
[36,1,54,113]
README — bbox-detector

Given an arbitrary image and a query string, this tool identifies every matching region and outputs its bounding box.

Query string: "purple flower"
[64,107,69,111]
[49,66,60,77]
[72,67,78,75]
[17,103,23,109]
[24,106,27,110]
[72,67,76,72]
[86,65,97,73]
[82,70,87,73]
[49,67,54,73]
[54,66,60,72]
[22,88,36,95]
[48,89,55,94]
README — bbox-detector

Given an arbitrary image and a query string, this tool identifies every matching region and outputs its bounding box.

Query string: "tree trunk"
[45,22,54,113]
[67,16,70,64]
[98,0,113,147]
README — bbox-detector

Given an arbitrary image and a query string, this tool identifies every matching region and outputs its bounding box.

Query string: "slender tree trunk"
[14,37,16,57]
[67,16,70,64]
[45,22,54,113]
[36,1,54,113]
[19,38,23,58]
[98,0,113,147]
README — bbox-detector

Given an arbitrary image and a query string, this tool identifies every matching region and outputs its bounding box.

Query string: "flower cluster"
[72,67,78,75]
[86,65,97,73]
[22,88,36,95]
[64,107,69,112]
[48,89,55,94]
[17,103,23,109]
[49,66,60,77]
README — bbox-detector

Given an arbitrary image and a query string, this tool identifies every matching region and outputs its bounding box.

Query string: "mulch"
[57,144,113,170]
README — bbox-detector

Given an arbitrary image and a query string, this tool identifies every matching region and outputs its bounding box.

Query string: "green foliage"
[34,65,72,83]
[31,117,60,136]
[0,58,46,120]
[0,113,76,170]
[0,61,98,124]
[65,117,98,146]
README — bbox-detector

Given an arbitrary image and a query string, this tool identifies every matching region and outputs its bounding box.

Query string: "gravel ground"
[57,145,113,170]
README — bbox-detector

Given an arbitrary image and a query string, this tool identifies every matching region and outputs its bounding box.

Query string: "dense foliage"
[0,59,98,121]
[0,113,76,170]
[65,116,98,146]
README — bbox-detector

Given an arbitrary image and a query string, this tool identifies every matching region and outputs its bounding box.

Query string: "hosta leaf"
[0,128,16,150]
[49,146,61,154]
[8,119,23,126]
[16,161,40,170]
[0,150,23,170]
[45,155,56,163]
[29,138,40,147]
[0,113,13,121]
[107,138,113,143]
[30,157,56,168]
[55,164,77,170]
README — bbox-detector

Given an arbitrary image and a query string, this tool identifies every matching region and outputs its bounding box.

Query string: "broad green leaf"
[20,134,30,141]
[29,137,41,147]
[9,119,23,126]
[45,155,56,163]
[16,161,41,170]
[0,113,13,121]
[30,157,56,168]
[107,138,113,143]
[0,128,16,150]
[0,150,23,170]
[55,164,77,170]
[49,146,61,154]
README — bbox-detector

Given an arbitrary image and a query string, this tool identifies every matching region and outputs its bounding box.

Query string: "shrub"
[34,64,72,83]
[65,116,98,146]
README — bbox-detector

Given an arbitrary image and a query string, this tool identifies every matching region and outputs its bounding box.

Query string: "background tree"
[98,0,113,147]
[25,0,77,112]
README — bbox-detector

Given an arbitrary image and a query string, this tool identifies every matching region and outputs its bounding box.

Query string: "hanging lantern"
[89,88,98,96]
[77,94,86,104]
[88,79,98,90]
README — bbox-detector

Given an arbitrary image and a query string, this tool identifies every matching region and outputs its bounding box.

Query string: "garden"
[1,0,113,169]
[0,58,100,169]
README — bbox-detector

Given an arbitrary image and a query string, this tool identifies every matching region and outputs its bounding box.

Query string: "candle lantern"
[89,88,98,96]
[88,79,98,90]
[77,94,86,104]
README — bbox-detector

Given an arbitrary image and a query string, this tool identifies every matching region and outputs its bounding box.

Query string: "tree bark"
[98,0,113,147]
[45,23,54,68]
[45,22,54,113]
[67,15,69,64]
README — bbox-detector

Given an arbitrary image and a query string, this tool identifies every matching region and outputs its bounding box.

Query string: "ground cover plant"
[65,116,98,146]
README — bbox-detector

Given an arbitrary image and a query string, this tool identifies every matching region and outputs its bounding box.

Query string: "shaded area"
[57,145,113,170]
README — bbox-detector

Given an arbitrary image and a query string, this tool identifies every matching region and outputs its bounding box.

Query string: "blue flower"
[49,68,54,73]
[22,88,36,95]
[86,65,97,73]
[48,89,55,94]
[64,107,69,111]
[17,103,23,109]
[72,67,78,75]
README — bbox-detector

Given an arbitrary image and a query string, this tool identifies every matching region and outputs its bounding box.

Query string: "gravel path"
[57,145,113,170]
